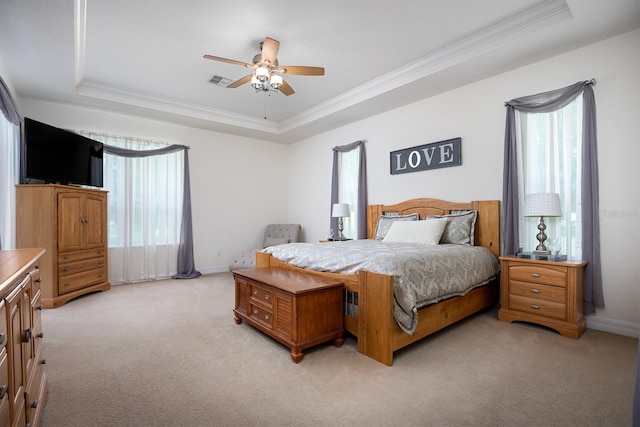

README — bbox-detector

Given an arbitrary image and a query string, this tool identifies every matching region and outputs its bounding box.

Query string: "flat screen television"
[22,117,103,187]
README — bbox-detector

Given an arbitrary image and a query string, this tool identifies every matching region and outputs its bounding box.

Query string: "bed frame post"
[358,270,395,366]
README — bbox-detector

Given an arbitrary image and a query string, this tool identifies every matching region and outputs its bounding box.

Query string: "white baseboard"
[587,315,640,338]
[198,265,231,275]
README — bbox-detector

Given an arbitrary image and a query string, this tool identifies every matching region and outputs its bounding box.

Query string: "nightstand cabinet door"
[498,256,587,339]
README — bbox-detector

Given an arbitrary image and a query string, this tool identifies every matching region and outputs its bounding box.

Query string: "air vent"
[209,75,233,87]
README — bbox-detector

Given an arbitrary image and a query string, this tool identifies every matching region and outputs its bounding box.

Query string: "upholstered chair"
[228,224,301,271]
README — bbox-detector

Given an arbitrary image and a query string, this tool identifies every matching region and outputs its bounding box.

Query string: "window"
[79,132,184,283]
[331,140,367,240]
[337,146,360,239]
[516,95,583,258]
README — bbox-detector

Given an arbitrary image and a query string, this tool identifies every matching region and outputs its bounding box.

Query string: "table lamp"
[523,192,562,253]
[331,203,351,240]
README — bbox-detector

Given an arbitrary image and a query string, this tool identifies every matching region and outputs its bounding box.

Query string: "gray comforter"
[263,240,500,334]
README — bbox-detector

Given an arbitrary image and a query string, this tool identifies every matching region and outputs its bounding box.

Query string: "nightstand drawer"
[509,280,565,303]
[508,264,567,287]
[509,294,565,320]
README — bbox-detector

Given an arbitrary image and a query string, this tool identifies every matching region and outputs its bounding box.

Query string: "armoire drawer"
[58,248,106,264]
[59,257,106,276]
[58,268,107,295]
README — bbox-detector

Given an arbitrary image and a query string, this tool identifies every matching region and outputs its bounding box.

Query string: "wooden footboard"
[256,251,499,366]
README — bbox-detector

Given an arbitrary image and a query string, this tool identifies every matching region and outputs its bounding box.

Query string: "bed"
[255,198,501,366]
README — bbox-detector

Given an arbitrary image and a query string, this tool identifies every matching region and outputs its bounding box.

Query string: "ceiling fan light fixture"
[250,75,262,90]
[255,66,270,82]
[270,74,283,89]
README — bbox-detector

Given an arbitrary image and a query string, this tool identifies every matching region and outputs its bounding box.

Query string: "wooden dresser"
[16,184,110,308]
[498,255,587,338]
[0,248,48,427]
[233,268,344,363]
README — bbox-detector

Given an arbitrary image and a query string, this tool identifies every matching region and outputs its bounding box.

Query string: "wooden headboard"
[367,198,500,259]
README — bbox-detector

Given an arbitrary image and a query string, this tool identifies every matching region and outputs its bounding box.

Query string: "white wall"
[18,99,290,274]
[288,29,640,336]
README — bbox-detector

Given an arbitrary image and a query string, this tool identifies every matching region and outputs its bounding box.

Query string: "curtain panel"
[0,75,22,250]
[502,79,603,313]
[0,75,22,125]
[330,140,368,240]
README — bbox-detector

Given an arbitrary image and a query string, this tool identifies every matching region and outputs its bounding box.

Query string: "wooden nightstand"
[498,255,588,339]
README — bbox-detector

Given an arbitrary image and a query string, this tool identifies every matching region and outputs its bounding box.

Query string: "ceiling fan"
[203,37,325,96]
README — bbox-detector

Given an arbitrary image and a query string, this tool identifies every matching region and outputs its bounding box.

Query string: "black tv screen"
[23,118,103,187]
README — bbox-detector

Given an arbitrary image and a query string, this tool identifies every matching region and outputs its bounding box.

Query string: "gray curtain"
[330,140,367,239]
[502,79,603,313]
[0,75,22,250]
[103,144,201,279]
[0,75,22,125]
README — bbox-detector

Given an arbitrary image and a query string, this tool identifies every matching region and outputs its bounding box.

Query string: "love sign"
[390,137,461,175]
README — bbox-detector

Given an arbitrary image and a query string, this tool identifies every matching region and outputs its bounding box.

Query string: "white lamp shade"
[255,66,270,82]
[332,203,350,218]
[523,193,562,217]
[270,74,283,88]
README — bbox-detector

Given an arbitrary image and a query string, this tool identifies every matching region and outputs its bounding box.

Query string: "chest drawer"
[509,280,565,304]
[249,284,273,308]
[249,304,273,328]
[508,264,567,287]
[509,294,565,320]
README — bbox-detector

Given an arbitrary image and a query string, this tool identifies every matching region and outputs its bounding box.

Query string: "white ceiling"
[1,0,639,143]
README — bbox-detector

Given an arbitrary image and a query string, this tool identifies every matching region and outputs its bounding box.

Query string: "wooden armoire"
[15,184,110,308]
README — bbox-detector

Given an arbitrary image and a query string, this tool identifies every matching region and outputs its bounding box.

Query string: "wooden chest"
[233,268,344,363]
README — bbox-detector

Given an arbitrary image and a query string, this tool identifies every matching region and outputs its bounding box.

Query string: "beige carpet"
[40,273,637,427]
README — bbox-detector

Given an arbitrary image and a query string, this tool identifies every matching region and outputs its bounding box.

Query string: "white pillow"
[382,218,448,245]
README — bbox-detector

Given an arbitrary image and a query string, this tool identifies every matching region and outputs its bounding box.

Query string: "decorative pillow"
[382,218,448,245]
[373,213,419,240]
[263,237,289,248]
[430,210,477,245]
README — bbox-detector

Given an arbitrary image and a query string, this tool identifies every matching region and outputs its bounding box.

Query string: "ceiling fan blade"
[227,74,253,88]
[279,79,295,96]
[278,65,325,76]
[203,54,253,68]
[260,37,280,64]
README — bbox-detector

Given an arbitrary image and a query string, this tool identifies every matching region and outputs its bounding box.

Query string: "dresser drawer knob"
[0,333,5,345]
[530,304,540,310]
[64,282,71,287]
[530,273,540,278]
[41,359,47,365]
[265,314,270,320]
[64,267,71,272]
[36,277,42,283]
[253,309,258,314]
[531,288,540,294]
[64,255,70,260]
[23,328,32,343]
[0,384,7,399]
[37,332,44,339]
[264,295,270,300]
[37,305,43,311]
[31,399,38,409]
[253,290,258,295]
